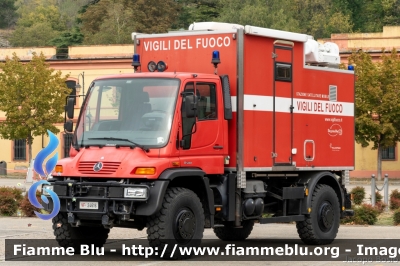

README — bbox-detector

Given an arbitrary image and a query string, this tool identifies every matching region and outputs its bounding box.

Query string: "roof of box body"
[132,22,310,43]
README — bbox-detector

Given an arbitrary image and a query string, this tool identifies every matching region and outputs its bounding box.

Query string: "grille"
[78,161,120,174]
[329,85,337,101]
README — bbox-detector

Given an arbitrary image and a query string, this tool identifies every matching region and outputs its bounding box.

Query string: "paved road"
[2,177,400,266]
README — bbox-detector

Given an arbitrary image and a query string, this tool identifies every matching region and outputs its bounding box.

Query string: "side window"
[196,83,217,120]
[275,63,292,82]
[181,82,196,149]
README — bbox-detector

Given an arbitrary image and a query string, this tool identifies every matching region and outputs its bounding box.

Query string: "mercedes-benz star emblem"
[93,162,103,172]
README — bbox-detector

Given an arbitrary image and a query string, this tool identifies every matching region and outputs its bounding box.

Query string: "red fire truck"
[47,22,354,258]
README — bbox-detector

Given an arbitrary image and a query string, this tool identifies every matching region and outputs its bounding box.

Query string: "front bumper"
[42,179,168,219]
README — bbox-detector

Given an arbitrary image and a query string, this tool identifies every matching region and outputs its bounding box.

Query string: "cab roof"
[94,72,219,81]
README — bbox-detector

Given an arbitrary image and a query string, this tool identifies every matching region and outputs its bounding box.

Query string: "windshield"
[74,78,180,148]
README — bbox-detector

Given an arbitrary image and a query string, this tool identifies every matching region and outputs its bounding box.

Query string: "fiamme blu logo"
[28,130,61,220]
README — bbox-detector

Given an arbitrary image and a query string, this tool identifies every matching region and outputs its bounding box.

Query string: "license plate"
[79,201,98,210]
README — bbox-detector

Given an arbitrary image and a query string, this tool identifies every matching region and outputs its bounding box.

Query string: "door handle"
[213,145,223,150]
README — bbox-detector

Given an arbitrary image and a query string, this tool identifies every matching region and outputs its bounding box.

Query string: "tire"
[146,187,204,259]
[214,220,254,241]
[296,184,340,245]
[52,213,110,251]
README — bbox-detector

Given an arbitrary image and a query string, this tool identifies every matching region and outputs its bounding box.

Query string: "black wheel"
[214,220,254,241]
[52,213,109,251]
[296,184,340,245]
[146,187,204,259]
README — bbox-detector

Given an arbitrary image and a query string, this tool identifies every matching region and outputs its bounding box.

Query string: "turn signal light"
[134,167,156,175]
[55,165,63,173]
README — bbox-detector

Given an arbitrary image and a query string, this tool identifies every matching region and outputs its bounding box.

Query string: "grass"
[375,210,395,226]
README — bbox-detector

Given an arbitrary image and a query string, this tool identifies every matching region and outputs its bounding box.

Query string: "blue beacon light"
[348,65,354,70]
[212,50,220,74]
[212,51,220,64]
[132,54,141,71]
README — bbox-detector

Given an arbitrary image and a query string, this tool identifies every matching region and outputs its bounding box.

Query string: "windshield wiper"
[88,137,149,152]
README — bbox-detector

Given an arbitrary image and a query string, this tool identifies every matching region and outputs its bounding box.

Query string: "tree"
[10,1,67,47]
[80,0,179,45]
[49,28,84,58]
[0,0,17,29]
[56,0,93,29]
[217,0,300,33]
[0,53,70,163]
[291,0,353,38]
[347,49,400,180]
[173,0,222,30]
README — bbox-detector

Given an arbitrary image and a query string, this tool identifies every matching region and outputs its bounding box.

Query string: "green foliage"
[0,52,70,161]
[0,186,23,216]
[351,186,366,205]
[10,1,67,46]
[376,191,383,202]
[9,0,400,46]
[173,0,221,30]
[390,189,400,200]
[355,204,380,225]
[393,209,400,225]
[374,201,386,214]
[348,49,400,179]
[0,0,17,28]
[0,186,23,203]
[341,204,380,225]
[390,198,400,210]
[57,0,93,29]
[49,28,84,58]
[217,0,300,33]
[80,0,179,45]
[20,191,41,217]
[390,190,400,210]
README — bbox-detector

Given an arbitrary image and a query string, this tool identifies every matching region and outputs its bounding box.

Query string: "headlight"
[42,185,54,196]
[124,187,148,199]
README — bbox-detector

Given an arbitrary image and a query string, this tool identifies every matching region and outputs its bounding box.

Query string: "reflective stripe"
[231,95,354,116]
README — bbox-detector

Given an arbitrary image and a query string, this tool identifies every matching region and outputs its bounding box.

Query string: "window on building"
[66,80,77,105]
[14,139,26,161]
[381,146,395,160]
[63,133,74,158]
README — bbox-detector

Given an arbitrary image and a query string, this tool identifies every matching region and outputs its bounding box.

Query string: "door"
[179,80,224,173]
[273,42,294,165]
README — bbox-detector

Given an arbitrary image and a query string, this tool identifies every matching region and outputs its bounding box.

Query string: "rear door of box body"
[273,42,294,165]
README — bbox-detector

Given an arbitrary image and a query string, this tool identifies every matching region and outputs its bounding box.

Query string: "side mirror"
[185,94,197,118]
[64,120,73,132]
[66,97,75,119]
